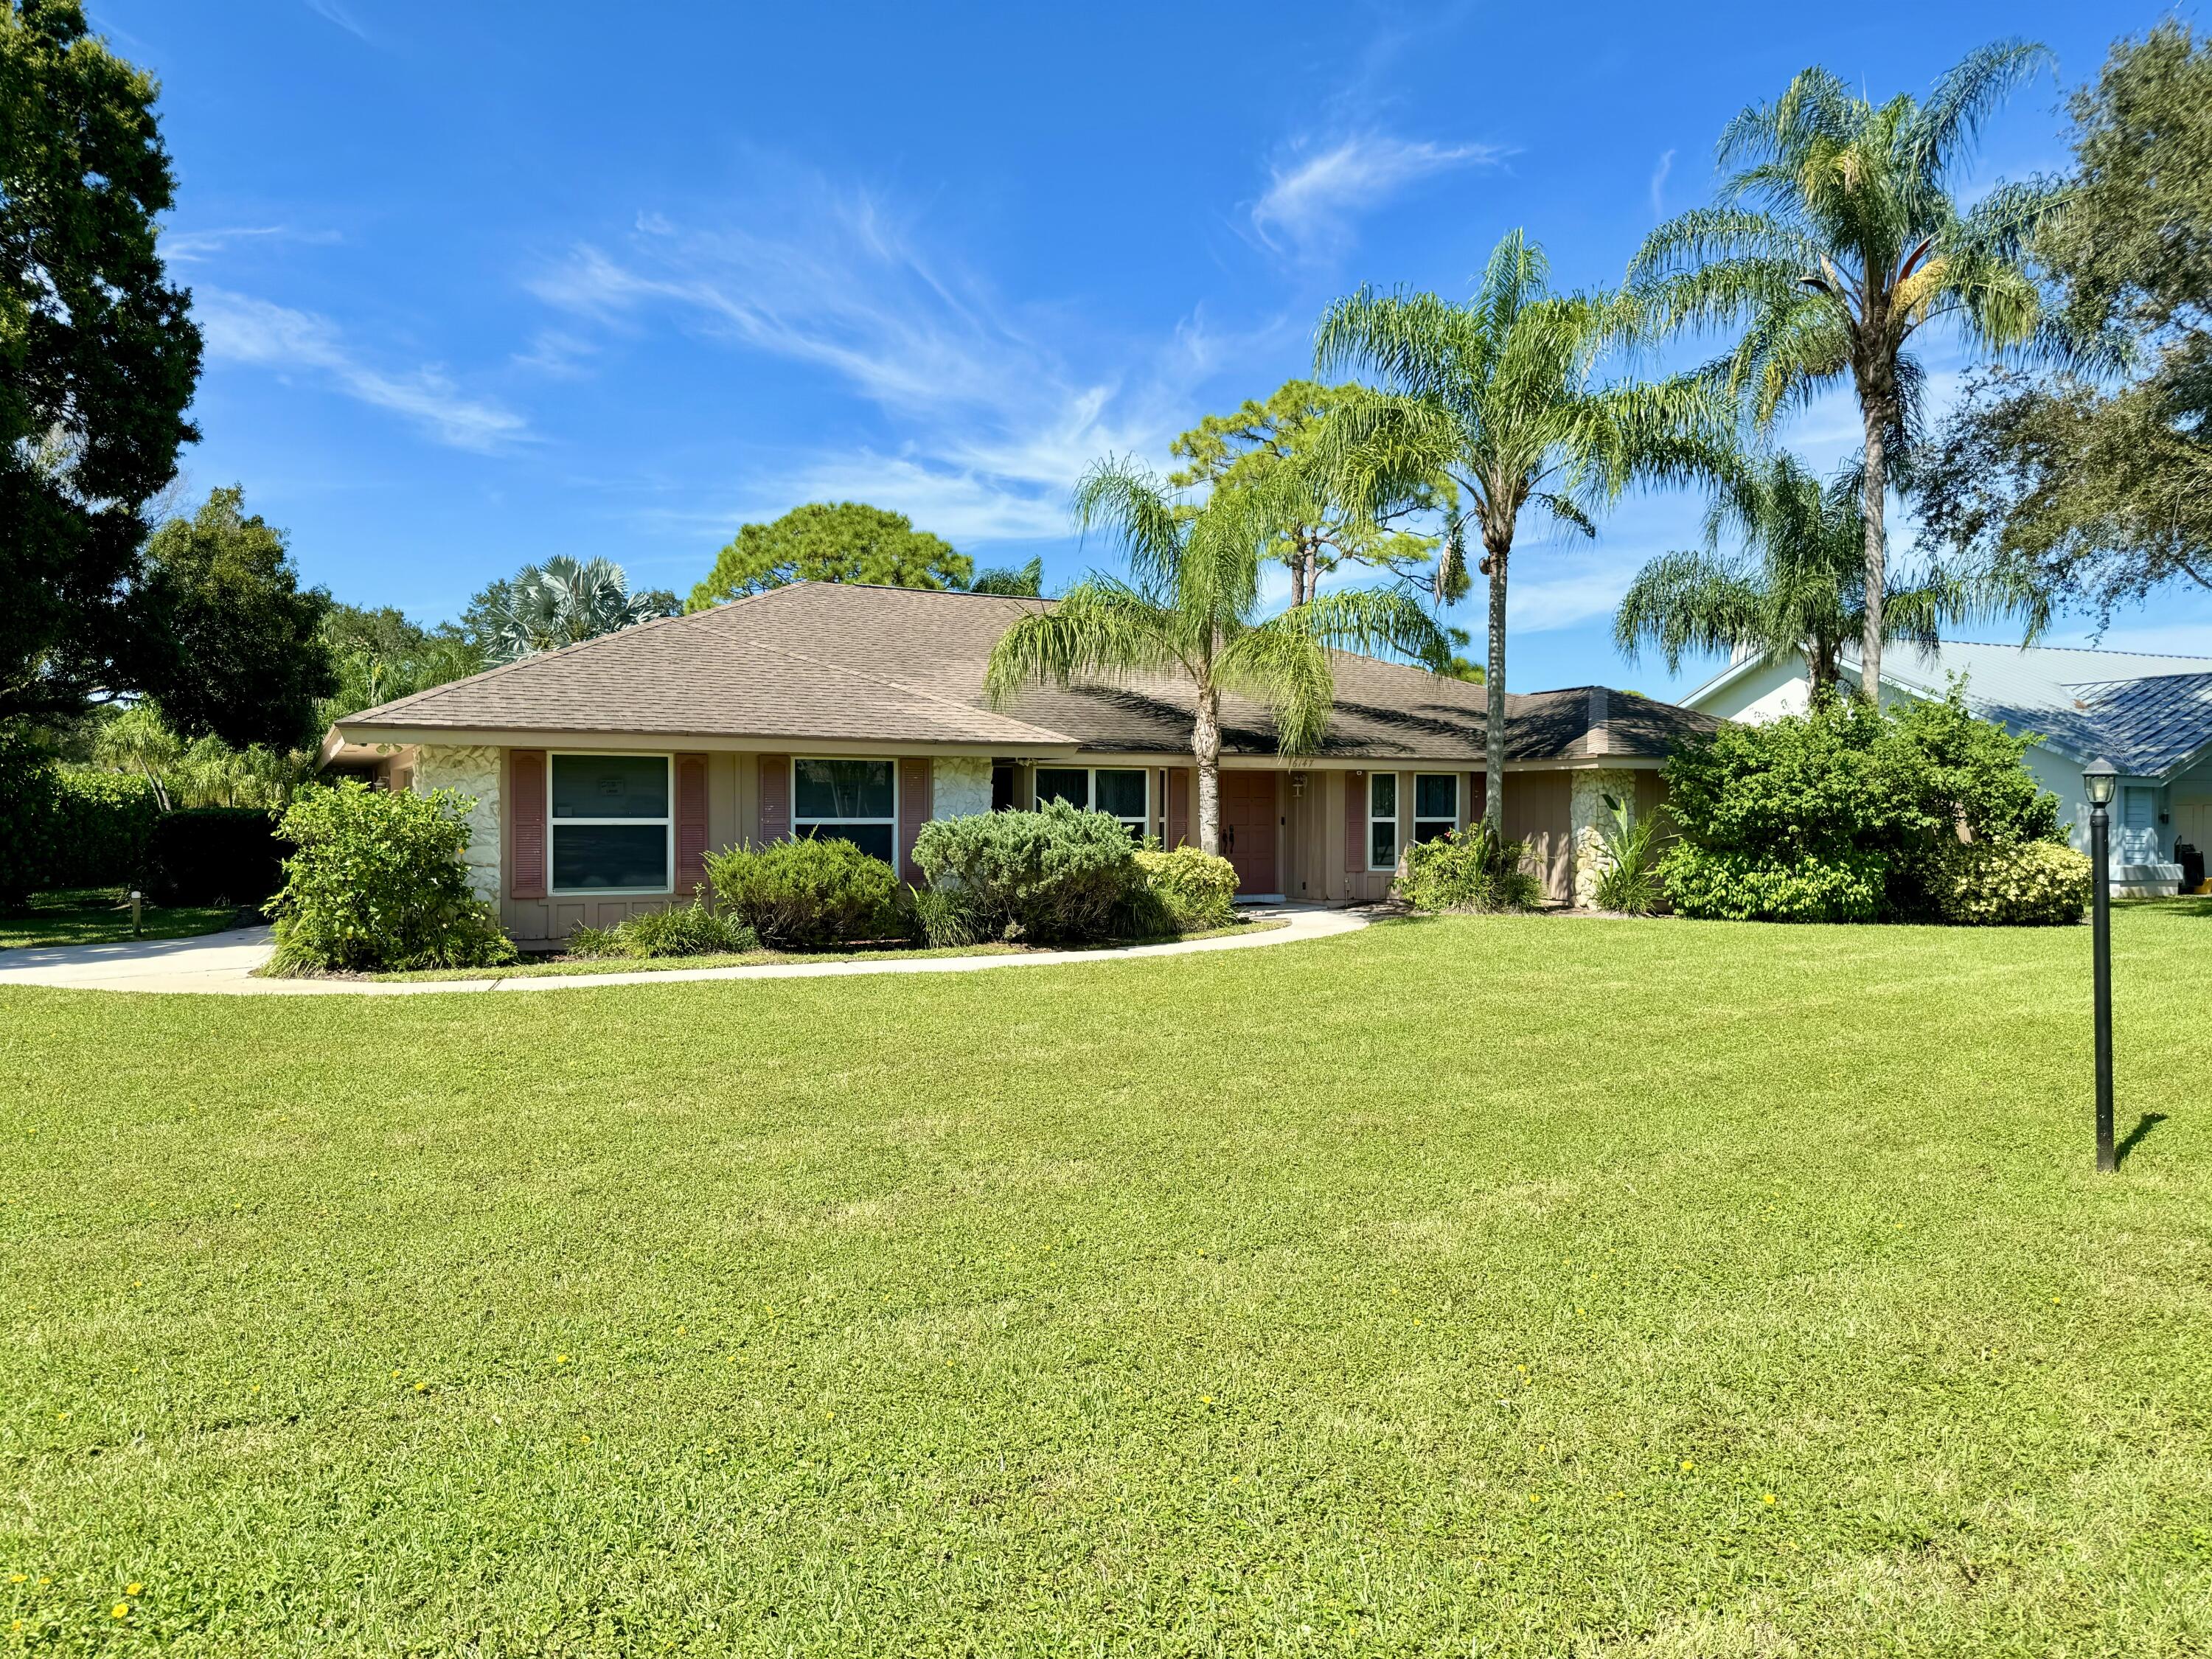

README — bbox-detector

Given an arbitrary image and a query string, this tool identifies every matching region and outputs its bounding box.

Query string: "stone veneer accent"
[932,756,993,820]
[1569,767,1640,910]
[412,745,502,904]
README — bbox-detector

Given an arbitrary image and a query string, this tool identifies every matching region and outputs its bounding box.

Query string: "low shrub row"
[570,904,760,960]
[1397,822,1545,913]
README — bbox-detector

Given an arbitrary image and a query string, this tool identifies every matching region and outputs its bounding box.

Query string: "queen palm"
[1614,452,1955,699]
[984,458,1449,857]
[1314,229,1732,830]
[1627,41,2062,701]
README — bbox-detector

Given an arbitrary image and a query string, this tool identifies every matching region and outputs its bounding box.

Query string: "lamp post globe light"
[2084,758,2118,1173]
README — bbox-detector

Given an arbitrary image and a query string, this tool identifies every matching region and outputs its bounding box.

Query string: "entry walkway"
[0,905,1369,997]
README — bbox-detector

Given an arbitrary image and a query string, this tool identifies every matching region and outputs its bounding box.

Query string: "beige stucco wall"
[413,744,501,904]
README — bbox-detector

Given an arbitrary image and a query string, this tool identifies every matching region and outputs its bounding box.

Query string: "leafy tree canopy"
[1168,380,1444,607]
[0,0,201,725]
[133,487,335,751]
[318,603,485,726]
[1917,26,2212,620]
[686,502,973,611]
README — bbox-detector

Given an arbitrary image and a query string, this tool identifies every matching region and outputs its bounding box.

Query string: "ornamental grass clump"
[263,781,515,974]
[1590,793,1668,915]
[568,902,759,959]
[1133,846,1239,931]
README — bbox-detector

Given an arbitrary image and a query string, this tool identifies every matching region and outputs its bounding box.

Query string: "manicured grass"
[362,917,1279,981]
[0,888,240,953]
[3,904,2208,1654]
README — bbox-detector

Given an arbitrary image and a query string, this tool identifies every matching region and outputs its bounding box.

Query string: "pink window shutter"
[1344,770,1366,872]
[509,750,547,898]
[1166,768,1190,849]
[675,754,709,897]
[757,754,790,844]
[1464,771,1481,829]
[898,757,930,883]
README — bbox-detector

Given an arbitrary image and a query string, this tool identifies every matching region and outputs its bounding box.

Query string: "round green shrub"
[911,801,1139,944]
[1397,823,1545,913]
[1658,844,1887,923]
[1133,846,1239,931]
[704,835,900,950]
[263,781,515,974]
[1932,840,2091,926]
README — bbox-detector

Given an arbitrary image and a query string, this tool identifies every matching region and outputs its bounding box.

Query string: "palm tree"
[1614,453,1955,698]
[1626,41,2062,702]
[480,557,679,664]
[984,459,1450,856]
[1315,229,1733,830]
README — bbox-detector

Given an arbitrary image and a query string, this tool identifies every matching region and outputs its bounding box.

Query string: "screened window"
[550,754,670,892]
[1034,766,1150,836]
[1413,773,1458,844]
[794,759,897,864]
[1369,771,1399,870]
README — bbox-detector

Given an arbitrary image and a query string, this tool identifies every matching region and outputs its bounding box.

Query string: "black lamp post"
[2084,757,2118,1173]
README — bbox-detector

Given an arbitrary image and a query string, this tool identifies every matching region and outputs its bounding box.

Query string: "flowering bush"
[264,782,515,974]
[1931,840,2091,926]
[1658,844,1887,922]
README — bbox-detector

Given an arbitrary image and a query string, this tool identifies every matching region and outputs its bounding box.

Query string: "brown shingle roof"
[334,581,1718,762]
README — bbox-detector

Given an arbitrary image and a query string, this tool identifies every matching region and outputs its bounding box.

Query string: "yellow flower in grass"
[112,1602,129,1619]
[125,1582,142,1595]
[1680,1459,1695,1472]
[1762,1494,1777,1506]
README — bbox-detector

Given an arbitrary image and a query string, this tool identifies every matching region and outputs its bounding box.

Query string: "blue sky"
[94,0,2202,697]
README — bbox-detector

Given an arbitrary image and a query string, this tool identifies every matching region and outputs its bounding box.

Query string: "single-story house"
[324,582,1720,947]
[1682,639,2212,895]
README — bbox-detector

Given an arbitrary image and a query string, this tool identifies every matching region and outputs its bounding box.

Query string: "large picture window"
[794,759,897,863]
[1368,771,1399,870]
[550,754,671,892]
[1413,773,1458,845]
[1034,766,1150,836]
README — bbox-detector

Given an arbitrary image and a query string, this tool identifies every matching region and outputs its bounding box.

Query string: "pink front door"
[1220,771,1279,894]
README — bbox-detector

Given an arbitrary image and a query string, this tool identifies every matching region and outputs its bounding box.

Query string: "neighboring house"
[323,582,1719,945]
[1683,640,2212,896]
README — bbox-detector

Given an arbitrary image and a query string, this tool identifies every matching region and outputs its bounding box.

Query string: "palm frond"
[981,581,1179,706]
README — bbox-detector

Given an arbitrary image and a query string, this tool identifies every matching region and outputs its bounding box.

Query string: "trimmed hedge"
[144,807,291,908]
[911,802,1138,944]
[0,728,59,908]
[1658,844,1887,923]
[1933,840,2092,926]
[1134,846,1239,931]
[704,836,900,950]
[49,771,161,888]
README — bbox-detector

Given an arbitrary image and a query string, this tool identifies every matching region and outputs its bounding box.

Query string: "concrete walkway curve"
[0,905,1371,997]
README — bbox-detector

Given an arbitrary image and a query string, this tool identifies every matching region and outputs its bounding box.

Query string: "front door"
[1220,771,1279,895]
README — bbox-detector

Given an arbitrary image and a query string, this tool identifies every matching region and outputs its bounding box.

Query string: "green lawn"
[0,888,240,953]
[4,905,2208,1655]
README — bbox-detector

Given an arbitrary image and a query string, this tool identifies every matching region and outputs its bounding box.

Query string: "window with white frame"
[1413,773,1458,844]
[793,759,897,863]
[1368,771,1399,870]
[1034,766,1150,837]
[550,754,672,892]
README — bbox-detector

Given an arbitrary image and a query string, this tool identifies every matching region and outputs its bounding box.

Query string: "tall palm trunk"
[1855,360,1894,707]
[1192,684,1223,857]
[1483,530,1509,830]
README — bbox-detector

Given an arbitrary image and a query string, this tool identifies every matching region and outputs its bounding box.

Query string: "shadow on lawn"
[2115,1113,2169,1169]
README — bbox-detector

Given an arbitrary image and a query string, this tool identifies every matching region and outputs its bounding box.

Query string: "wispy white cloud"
[161,225,341,264]
[530,189,1229,543]
[1249,133,1505,260]
[303,0,369,41]
[196,288,528,452]
[1649,149,1674,218]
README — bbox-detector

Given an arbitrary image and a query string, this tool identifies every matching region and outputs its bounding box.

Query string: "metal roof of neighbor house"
[1686,638,2212,779]
[333,581,1719,765]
